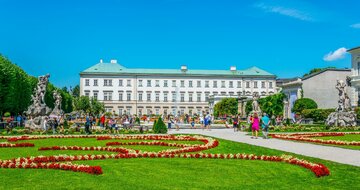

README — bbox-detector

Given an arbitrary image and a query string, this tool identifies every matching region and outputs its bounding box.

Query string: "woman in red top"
[100,114,105,128]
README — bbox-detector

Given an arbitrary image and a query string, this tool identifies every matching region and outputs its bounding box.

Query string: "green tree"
[74,96,91,113]
[90,97,105,115]
[213,98,238,117]
[245,93,285,117]
[72,85,80,97]
[154,116,167,134]
[292,98,318,114]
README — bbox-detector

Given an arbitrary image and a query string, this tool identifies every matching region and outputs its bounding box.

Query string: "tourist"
[191,118,195,129]
[200,115,204,130]
[251,112,260,139]
[167,115,172,130]
[261,113,270,139]
[205,112,211,131]
[16,114,22,127]
[175,118,180,131]
[113,119,119,136]
[85,114,91,135]
[233,115,238,132]
[100,114,105,128]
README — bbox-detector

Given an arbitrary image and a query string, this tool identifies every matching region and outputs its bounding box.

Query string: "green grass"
[0,135,359,189]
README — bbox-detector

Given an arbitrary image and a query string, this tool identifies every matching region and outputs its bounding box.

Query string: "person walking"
[261,113,270,139]
[85,114,92,135]
[200,115,204,130]
[205,112,211,131]
[251,112,260,139]
[100,114,105,129]
[167,115,172,130]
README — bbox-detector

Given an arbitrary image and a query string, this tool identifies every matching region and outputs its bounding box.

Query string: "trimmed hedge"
[153,117,167,134]
[292,98,317,114]
[301,108,335,122]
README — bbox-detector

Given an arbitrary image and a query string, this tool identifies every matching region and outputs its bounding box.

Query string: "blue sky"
[1,0,359,88]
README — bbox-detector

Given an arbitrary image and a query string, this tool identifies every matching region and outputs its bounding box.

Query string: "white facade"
[80,60,277,116]
[349,46,360,106]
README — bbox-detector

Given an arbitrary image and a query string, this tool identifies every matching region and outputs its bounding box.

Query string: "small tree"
[152,119,157,131]
[154,117,167,134]
[292,98,317,114]
[213,98,238,117]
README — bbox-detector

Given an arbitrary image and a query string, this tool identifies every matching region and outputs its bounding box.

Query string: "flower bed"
[270,132,360,146]
[0,134,330,177]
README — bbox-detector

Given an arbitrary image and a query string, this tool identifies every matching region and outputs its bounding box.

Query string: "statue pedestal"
[325,111,357,127]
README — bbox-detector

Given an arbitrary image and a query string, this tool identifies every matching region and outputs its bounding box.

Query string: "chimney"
[181,65,188,72]
[110,59,117,64]
[230,66,236,71]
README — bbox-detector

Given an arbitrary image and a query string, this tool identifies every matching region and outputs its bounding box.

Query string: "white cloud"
[255,3,313,21]
[350,23,360,29]
[323,47,348,61]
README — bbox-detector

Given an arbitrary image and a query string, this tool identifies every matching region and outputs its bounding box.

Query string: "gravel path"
[168,128,360,166]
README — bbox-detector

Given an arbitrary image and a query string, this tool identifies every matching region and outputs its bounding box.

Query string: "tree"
[74,96,91,113]
[303,67,336,77]
[90,97,105,115]
[245,93,286,117]
[154,116,167,134]
[72,85,80,97]
[292,98,318,114]
[213,98,238,117]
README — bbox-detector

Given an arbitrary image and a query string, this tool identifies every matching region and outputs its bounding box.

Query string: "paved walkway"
[168,129,360,167]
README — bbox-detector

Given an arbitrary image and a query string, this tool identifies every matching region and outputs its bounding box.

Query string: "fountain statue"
[25,74,53,129]
[325,80,357,127]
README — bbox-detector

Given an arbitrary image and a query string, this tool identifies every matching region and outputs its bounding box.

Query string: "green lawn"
[0,135,359,189]
[312,134,360,150]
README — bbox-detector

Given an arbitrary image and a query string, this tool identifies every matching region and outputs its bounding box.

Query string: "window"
[119,93,123,101]
[127,108,131,115]
[138,93,143,101]
[213,81,217,88]
[155,109,159,115]
[93,91,98,100]
[237,81,241,88]
[205,81,209,88]
[103,91,113,101]
[147,109,151,115]
[197,81,201,87]
[164,93,168,102]
[180,109,184,115]
[246,81,250,88]
[93,79,98,86]
[85,79,90,86]
[261,81,265,88]
[147,80,151,87]
[85,91,90,97]
[197,93,201,102]
[155,80,160,87]
[147,93,151,101]
[189,81,193,87]
[221,81,225,88]
[172,93,176,102]
[118,109,123,116]
[254,81,258,88]
[205,92,210,101]
[155,93,160,102]
[164,80,168,87]
[229,81,233,88]
[138,80,143,87]
[127,93,131,101]
[119,80,123,87]
[189,93,193,102]
[180,93,185,102]
[180,80,185,87]
[127,79,131,87]
[104,79,112,86]
[269,82,273,89]
[172,80,176,87]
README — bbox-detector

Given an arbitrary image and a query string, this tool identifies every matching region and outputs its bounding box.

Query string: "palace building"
[80,59,277,116]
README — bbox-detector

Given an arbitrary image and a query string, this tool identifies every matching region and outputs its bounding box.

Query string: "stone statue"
[326,79,357,127]
[50,90,63,116]
[25,74,53,130]
[252,92,261,112]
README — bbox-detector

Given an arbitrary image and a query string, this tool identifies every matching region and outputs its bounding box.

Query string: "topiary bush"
[4,112,11,117]
[154,117,167,134]
[292,98,318,114]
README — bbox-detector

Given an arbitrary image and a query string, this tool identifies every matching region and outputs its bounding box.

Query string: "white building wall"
[80,74,277,115]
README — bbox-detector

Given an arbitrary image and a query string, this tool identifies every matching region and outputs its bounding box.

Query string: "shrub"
[154,117,167,134]
[135,117,140,125]
[301,108,335,122]
[4,112,11,117]
[292,98,317,114]
[355,107,360,120]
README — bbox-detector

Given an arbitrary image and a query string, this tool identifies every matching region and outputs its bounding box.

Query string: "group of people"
[248,112,270,139]
[166,112,214,131]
